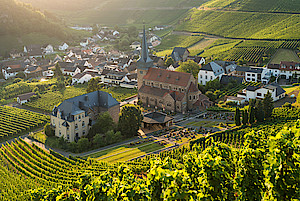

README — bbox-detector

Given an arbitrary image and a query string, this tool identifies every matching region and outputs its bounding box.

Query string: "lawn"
[269,49,300,64]
[282,85,300,94]
[101,142,171,163]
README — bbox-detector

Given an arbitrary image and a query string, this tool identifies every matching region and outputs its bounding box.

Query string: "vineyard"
[0,106,49,139]
[0,106,299,200]
[218,82,260,99]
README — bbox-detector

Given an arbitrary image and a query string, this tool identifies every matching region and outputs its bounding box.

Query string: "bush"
[44,123,54,137]
[13,78,23,83]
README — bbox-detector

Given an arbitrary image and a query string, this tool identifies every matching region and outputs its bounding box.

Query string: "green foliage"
[176,60,200,78]
[164,57,174,67]
[88,112,115,139]
[249,105,255,124]
[263,92,274,119]
[118,105,143,138]
[235,107,241,126]
[255,100,265,122]
[86,78,100,93]
[44,123,54,137]
[242,109,248,125]
[53,63,63,78]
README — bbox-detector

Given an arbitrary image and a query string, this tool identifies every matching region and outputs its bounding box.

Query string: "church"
[137,27,212,114]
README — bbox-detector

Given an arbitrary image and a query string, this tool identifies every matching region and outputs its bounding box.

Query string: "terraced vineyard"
[0,106,49,139]
[0,138,148,199]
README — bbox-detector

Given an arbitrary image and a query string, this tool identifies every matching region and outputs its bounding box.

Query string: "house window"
[140,71,143,74]
[75,124,78,130]
[205,75,207,79]
[200,75,202,78]
[252,78,255,81]
[83,130,86,135]
[82,121,85,127]
[193,95,196,100]
[67,134,70,140]
[78,115,81,122]
[59,130,61,136]
[210,76,213,80]
[257,93,262,96]
[189,96,192,100]
[59,122,61,128]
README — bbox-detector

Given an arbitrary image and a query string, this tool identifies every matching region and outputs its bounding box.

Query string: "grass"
[156,34,204,51]
[282,86,300,94]
[102,143,171,163]
[86,141,154,159]
[100,86,137,102]
[29,131,47,144]
[269,49,300,64]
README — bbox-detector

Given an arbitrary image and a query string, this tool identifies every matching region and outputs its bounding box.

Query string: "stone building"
[51,91,120,142]
[137,27,212,114]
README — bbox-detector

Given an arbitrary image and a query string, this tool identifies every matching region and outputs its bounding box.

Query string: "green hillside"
[176,9,300,40]
[201,0,300,13]
[19,0,208,25]
[0,0,88,56]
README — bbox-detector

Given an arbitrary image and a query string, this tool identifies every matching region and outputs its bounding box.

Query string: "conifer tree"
[249,106,255,124]
[263,92,274,119]
[235,107,241,126]
[255,100,265,122]
[242,109,248,125]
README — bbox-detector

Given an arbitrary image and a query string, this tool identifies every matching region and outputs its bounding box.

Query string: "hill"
[18,0,208,25]
[201,0,300,13]
[0,0,87,56]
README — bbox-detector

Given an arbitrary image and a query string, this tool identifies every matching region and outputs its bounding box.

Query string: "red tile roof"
[143,68,192,87]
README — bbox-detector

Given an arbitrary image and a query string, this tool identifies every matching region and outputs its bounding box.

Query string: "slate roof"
[171,47,189,62]
[143,67,192,87]
[263,82,286,97]
[17,92,36,101]
[143,112,173,124]
[235,66,251,72]
[220,75,243,85]
[52,91,119,121]
[139,85,169,97]
[246,67,263,74]
[267,64,280,69]
[246,85,260,91]
[200,62,224,76]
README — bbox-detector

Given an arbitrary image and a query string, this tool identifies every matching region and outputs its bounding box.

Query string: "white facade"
[72,74,93,84]
[44,45,54,55]
[198,62,225,85]
[2,68,18,80]
[59,43,69,51]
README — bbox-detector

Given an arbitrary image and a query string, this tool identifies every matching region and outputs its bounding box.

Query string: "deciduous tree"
[118,105,143,138]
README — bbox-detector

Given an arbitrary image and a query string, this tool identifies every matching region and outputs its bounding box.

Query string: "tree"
[88,112,115,139]
[234,107,241,126]
[164,57,174,67]
[86,78,100,93]
[205,79,221,91]
[255,100,265,122]
[44,123,54,137]
[54,63,63,77]
[77,138,90,152]
[118,105,143,138]
[242,109,248,125]
[175,60,200,78]
[249,106,255,124]
[263,92,274,119]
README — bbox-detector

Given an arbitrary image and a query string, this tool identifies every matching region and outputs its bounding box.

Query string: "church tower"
[137,26,153,89]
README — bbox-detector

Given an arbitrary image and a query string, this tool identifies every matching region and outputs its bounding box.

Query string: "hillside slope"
[0,0,88,56]
[176,9,300,40]
[201,0,300,13]
[18,0,208,25]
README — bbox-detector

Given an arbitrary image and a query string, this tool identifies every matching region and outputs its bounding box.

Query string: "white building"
[59,43,69,51]
[198,62,225,85]
[43,44,54,55]
[17,92,36,105]
[237,83,285,102]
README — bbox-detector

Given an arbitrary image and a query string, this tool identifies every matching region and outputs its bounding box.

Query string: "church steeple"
[137,25,153,69]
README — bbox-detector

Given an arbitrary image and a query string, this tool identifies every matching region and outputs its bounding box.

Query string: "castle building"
[137,27,212,113]
[51,91,120,142]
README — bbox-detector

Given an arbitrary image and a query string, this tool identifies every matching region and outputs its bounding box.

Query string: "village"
[0,25,299,160]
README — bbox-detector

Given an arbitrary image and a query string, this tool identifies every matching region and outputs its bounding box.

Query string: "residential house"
[80,39,89,47]
[17,92,36,105]
[237,82,285,102]
[220,75,244,85]
[198,62,225,85]
[59,43,69,51]
[245,67,264,83]
[72,71,100,84]
[24,45,43,58]
[50,91,120,142]
[170,47,190,62]
[279,61,300,80]
[2,64,24,79]
[43,44,54,55]
[187,56,206,65]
